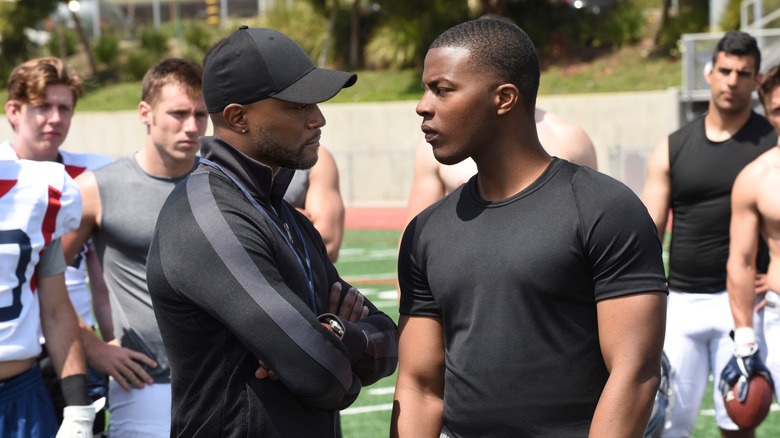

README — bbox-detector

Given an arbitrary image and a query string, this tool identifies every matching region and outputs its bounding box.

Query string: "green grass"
[78,81,143,111]
[695,383,780,437]
[335,229,401,438]
[336,229,780,438]
[328,69,423,103]
[0,44,682,112]
[539,46,681,95]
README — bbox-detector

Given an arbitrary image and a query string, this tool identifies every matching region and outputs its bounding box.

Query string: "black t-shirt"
[668,112,776,292]
[398,159,667,437]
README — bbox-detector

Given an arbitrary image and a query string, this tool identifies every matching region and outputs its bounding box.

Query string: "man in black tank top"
[642,31,777,438]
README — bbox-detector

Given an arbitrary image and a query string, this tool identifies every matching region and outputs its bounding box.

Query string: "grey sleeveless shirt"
[283,168,311,209]
[93,156,192,383]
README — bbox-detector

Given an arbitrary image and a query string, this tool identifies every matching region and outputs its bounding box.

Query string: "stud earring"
[241,129,246,133]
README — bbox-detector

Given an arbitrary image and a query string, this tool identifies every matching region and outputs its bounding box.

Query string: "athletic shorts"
[0,363,58,438]
[662,290,743,436]
[763,290,780,398]
[108,379,171,438]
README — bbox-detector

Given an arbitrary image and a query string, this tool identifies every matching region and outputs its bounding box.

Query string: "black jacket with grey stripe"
[147,136,398,437]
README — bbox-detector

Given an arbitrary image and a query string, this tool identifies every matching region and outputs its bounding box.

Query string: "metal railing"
[741,0,780,31]
[679,28,780,121]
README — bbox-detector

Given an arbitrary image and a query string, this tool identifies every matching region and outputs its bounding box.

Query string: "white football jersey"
[0,158,81,361]
[0,142,16,160]
[0,142,112,324]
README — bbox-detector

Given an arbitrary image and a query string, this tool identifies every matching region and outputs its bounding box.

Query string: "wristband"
[734,327,757,347]
[61,374,89,406]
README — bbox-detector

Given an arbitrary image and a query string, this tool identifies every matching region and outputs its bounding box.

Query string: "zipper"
[283,222,294,244]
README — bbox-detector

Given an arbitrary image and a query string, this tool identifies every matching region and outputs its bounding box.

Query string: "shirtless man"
[405,107,596,220]
[724,62,780,402]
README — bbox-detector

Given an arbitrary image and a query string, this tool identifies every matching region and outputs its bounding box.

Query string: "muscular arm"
[727,165,763,330]
[302,147,345,262]
[405,140,447,223]
[591,291,667,437]
[559,127,598,170]
[84,243,113,340]
[391,315,445,438]
[62,172,101,265]
[641,137,672,240]
[39,272,87,379]
[536,110,598,170]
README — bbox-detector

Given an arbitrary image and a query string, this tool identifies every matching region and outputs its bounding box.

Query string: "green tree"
[0,0,60,84]
[365,0,469,69]
[479,0,507,15]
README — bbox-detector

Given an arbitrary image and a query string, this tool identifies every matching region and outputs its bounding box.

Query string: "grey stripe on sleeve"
[186,172,353,391]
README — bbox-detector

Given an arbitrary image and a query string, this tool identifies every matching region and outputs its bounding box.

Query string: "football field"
[336,228,780,438]
[335,229,400,438]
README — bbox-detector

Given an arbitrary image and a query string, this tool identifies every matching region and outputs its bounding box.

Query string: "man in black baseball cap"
[146,26,398,437]
[203,25,357,112]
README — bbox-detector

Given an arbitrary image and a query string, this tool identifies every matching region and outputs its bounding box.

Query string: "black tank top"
[668,112,776,292]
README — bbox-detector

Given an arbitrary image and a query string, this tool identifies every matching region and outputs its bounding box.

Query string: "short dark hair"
[142,58,203,107]
[430,19,540,113]
[759,63,780,110]
[712,30,761,72]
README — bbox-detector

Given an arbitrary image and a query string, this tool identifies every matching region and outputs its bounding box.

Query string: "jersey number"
[0,229,31,322]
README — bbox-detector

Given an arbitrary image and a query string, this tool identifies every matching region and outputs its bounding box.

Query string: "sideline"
[345,208,406,230]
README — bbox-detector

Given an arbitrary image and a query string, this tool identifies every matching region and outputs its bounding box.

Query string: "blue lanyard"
[198,158,317,313]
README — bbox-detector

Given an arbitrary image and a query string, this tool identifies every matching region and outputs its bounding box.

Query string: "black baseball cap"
[203,26,357,113]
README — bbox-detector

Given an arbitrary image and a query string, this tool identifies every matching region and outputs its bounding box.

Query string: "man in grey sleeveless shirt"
[62,58,208,437]
[284,145,345,262]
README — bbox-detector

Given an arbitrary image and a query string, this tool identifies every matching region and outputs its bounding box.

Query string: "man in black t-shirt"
[641,31,776,438]
[392,19,668,437]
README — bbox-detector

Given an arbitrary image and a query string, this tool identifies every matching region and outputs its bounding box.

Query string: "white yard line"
[342,403,393,415]
[338,249,399,262]
[343,273,397,281]
[699,404,779,416]
[368,387,396,395]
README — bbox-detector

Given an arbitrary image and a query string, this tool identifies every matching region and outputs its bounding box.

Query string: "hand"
[87,339,157,391]
[755,273,770,296]
[755,274,769,311]
[327,282,369,322]
[56,404,95,437]
[254,359,278,380]
[719,348,775,402]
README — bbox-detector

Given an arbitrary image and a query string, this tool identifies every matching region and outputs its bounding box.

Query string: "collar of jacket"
[198,136,295,215]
